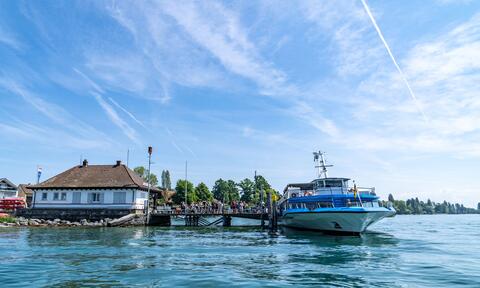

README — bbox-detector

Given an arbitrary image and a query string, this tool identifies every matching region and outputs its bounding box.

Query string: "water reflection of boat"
[278,152,396,235]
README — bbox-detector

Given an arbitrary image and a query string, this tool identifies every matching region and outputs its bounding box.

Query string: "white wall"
[0,190,17,199]
[33,188,148,209]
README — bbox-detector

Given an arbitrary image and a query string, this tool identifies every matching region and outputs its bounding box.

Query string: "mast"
[313,151,332,179]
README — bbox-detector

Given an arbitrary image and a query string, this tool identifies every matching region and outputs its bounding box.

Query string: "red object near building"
[0,198,26,211]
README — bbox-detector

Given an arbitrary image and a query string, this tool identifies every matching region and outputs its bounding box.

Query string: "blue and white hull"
[281,207,396,234]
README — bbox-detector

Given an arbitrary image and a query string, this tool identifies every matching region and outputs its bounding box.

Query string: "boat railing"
[354,187,376,195]
[329,187,334,208]
[357,191,363,207]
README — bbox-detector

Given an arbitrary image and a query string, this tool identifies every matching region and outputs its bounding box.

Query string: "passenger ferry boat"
[278,152,395,234]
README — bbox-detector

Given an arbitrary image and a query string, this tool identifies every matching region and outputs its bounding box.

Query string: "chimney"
[82,159,88,167]
[116,160,122,166]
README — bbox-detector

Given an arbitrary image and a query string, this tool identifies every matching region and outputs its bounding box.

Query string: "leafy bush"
[0,216,16,223]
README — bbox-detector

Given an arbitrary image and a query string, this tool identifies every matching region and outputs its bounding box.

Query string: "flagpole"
[185,161,188,215]
[147,146,152,216]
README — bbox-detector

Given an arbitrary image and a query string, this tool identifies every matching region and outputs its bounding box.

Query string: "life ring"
[291,193,297,198]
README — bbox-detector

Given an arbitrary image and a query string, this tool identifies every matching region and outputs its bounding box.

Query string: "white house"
[0,178,17,199]
[29,160,159,212]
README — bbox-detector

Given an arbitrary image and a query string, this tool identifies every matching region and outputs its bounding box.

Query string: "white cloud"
[160,1,292,96]
[300,0,383,77]
[340,12,480,157]
[93,93,139,143]
[0,77,112,147]
[0,24,22,50]
[108,97,146,129]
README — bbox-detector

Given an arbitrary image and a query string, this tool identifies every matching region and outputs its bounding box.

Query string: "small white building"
[29,160,159,212]
[0,178,17,199]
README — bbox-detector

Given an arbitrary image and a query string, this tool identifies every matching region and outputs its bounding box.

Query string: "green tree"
[134,166,145,177]
[477,203,480,211]
[212,179,228,202]
[227,180,240,202]
[255,175,280,203]
[161,170,166,189]
[394,200,409,214]
[388,194,395,202]
[238,178,255,203]
[161,170,172,190]
[134,166,158,186]
[165,170,171,190]
[173,179,196,204]
[196,182,213,202]
[212,179,239,203]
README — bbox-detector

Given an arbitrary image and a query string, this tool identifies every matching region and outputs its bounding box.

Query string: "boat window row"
[314,179,348,188]
[345,200,379,208]
[360,201,380,208]
[288,201,333,210]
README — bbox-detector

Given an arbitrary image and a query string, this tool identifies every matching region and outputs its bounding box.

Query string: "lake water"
[1,215,479,287]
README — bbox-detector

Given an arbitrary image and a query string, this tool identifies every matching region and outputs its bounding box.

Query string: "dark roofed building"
[28,159,160,212]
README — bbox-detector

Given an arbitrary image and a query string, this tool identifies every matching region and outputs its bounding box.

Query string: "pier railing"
[151,207,267,217]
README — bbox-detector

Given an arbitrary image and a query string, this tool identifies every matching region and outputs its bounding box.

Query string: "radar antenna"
[313,151,332,179]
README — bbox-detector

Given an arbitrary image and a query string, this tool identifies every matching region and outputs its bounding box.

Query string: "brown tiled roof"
[17,184,33,197]
[28,163,161,192]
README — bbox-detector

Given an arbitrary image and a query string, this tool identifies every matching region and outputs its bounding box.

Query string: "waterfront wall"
[15,208,142,221]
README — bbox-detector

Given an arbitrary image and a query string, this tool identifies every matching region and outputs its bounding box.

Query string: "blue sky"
[1,0,479,206]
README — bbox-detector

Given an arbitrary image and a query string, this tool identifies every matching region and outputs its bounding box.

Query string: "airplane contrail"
[360,0,428,123]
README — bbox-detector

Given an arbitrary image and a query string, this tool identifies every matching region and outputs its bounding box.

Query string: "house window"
[42,192,48,200]
[61,193,67,201]
[89,192,103,203]
[113,192,126,204]
[53,192,59,200]
[72,192,81,204]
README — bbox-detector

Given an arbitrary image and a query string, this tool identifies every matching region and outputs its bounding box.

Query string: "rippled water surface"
[1,215,479,287]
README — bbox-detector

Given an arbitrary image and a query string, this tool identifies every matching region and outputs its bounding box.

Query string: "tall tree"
[227,180,240,202]
[161,170,166,189]
[134,166,145,178]
[212,179,239,203]
[478,203,480,211]
[133,166,158,186]
[255,175,280,203]
[165,170,171,190]
[238,178,255,203]
[212,179,228,202]
[196,182,213,202]
[388,194,395,202]
[173,179,196,204]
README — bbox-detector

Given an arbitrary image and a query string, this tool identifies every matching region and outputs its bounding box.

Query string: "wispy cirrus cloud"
[343,12,480,157]
[108,97,146,129]
[93,93,139,143]
[102,0,340,141]
[361,0,427,122]
[0,24,22,50]
[0,77,111,148]
[73,68,141,143]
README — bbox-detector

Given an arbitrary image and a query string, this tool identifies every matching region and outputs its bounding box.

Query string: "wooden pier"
[148,210,278,232]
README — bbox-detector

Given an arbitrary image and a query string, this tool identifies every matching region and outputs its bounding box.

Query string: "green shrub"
[0,216,16,223]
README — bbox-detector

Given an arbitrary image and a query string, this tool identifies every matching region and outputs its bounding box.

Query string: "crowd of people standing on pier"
[176,201,266,215]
